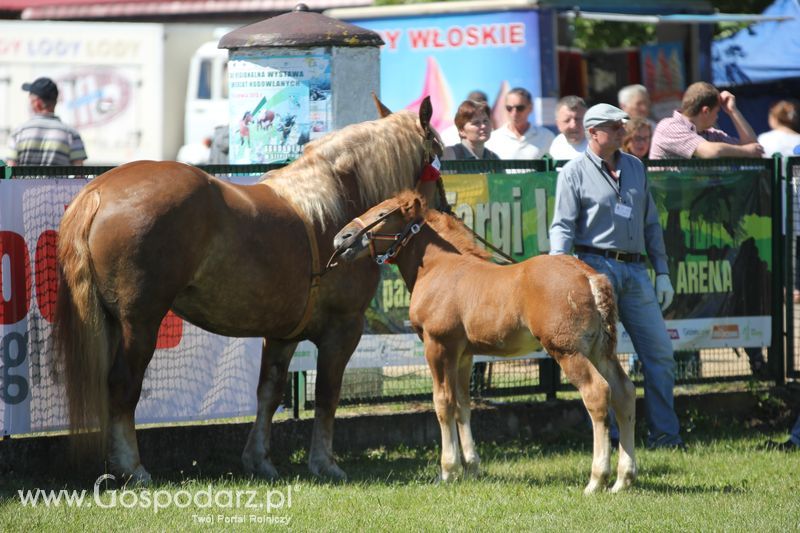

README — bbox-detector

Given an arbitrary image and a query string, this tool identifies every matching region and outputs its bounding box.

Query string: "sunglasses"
[505,104,528,113]
[595,121,624,132]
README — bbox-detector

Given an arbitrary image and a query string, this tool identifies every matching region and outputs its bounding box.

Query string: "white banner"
[0,179,771,436]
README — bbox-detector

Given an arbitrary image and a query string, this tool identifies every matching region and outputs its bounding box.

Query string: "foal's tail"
[54,186,112,445]
[587,273,618,359]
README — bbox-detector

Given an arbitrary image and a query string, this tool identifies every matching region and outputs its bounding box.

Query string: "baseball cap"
[583,103,629,130]
[22,77,59,101]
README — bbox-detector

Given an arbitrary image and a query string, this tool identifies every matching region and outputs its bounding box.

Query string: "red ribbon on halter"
[418,162,441,182]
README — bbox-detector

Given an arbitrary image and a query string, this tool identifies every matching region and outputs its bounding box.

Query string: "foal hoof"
[309,460,348,482]
[583,476,609,495]
[463,462,481,479]
[610,473,636,493]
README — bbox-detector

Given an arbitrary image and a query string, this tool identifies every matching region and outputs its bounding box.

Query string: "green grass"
[1,418,798,532]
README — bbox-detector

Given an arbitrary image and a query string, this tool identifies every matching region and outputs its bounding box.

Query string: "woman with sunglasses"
[485,87,554,160]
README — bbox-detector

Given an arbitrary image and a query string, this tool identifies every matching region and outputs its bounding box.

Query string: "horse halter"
[347,208,426,265]
[370,218,426,265]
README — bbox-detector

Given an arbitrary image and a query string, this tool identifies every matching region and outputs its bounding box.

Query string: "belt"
[574,245,646,263]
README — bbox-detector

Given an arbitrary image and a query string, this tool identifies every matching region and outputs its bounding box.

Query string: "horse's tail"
[587,273,618,359]
[54,187,112,445]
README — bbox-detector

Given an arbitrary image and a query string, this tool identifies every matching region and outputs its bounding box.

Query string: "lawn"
[1,413,798,532]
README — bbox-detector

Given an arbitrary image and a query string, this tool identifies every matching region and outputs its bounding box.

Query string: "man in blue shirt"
[549,103,684,449]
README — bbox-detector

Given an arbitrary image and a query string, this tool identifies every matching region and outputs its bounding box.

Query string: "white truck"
[0,20,229,165]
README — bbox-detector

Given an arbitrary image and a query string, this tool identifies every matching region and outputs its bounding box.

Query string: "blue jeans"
[578,253,683,447]
[791,415,800,446]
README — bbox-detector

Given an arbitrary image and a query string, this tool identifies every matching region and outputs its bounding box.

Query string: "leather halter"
[350,210,426,265]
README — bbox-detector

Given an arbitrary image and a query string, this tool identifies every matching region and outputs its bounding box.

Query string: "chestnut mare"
[332,191,637,493]
[54,98,441,483]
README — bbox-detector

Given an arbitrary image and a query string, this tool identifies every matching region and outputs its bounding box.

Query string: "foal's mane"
[262,111,427,231]
[392,190,492,261]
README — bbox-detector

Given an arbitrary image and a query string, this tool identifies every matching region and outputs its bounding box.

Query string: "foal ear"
[413,195,424,215]
[372,92,392,118]
[418,96,433,131]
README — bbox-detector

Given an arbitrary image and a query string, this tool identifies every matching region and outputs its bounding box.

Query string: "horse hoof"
[244,459,281,481]
[126,465,152,486]
[309,461,348,482]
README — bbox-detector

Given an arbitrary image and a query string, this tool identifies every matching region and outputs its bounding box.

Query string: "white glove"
[655,274,674,311]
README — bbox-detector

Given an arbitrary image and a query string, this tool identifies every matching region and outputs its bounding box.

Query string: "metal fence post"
[292,372,300,419]
[539,359,559,401]
[772,154,786,384]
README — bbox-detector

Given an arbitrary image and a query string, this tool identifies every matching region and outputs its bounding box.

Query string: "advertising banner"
[640,42,686,120]
[350,10,547,131]
[228,48,332,164]
[0,168,772,435]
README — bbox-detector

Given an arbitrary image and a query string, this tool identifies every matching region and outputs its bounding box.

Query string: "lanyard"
[594,159,623,203]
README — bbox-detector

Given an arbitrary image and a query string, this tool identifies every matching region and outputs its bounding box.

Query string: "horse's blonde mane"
[262,111,427,231]
[392,190,492,261]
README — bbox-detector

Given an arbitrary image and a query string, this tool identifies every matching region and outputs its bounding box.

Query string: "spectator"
[618,84,656,130]
[651,82,767,377]
[650,82,764,160]
[486,87,554,159]
[208,124,230,164]
[548,95,588,162]
[6,77,87,167]
[764,414,800,451]
[549,103,685,450]
[442,99,499,161]
[621,118,653,160]
[440,90,489,147]
[757,101,800,303]
[758,99,800,158]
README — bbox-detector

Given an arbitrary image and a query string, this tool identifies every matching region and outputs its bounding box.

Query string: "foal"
[332,191,637,493]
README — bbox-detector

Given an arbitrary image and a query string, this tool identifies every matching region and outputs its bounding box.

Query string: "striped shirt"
[6,113,87,166]
[549,148,669,275]
[650,110,735,159]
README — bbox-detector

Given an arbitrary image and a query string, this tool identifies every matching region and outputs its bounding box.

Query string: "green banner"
[649,168,772,319]
[364,169,772,334]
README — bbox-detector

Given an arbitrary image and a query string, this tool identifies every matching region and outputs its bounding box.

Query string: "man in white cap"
[549,103,684,450]
[6,77,87,167]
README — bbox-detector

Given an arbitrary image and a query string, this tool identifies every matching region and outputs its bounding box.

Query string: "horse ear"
[419,96,433,131]
[372,92,392,118]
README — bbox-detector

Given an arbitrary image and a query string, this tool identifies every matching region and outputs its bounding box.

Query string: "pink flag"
[404,56,454,132]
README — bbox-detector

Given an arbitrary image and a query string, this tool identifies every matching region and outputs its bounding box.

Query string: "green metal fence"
[0,158,792,415]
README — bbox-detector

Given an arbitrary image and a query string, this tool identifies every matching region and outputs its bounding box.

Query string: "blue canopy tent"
[712,0,800,86]
[712,0,800,134]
